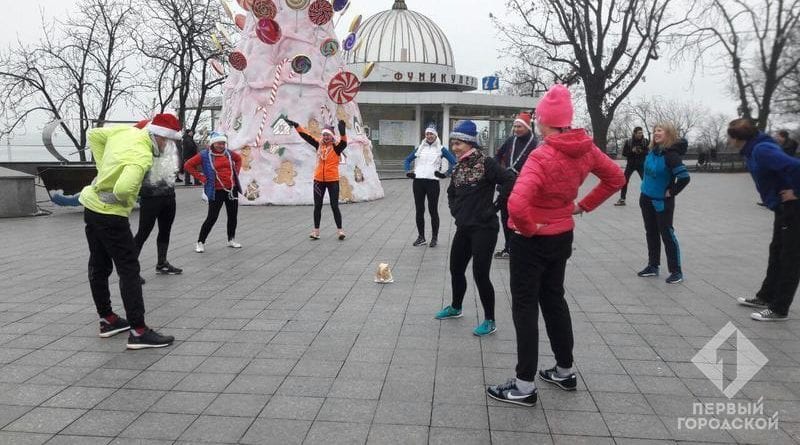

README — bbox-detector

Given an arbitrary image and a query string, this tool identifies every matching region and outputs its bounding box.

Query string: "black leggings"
[450,227,498,320]
[640,195,681,273]
[412,179,440,239]
[134,195,176,264]
[198,191,238,243]
[314,181,342,229]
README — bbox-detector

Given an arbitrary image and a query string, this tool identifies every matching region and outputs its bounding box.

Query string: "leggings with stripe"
[640,194,681,273]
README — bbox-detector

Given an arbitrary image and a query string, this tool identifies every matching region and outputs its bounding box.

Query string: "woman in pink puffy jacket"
[487,84,625,407]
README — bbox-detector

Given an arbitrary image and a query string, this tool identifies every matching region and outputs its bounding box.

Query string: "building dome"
[346,0,477,92]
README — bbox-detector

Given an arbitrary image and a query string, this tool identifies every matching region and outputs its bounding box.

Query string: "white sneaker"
[195,242,204,253]
[227,239,242,248]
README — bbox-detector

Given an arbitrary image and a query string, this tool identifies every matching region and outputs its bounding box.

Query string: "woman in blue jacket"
[638,123,691,284]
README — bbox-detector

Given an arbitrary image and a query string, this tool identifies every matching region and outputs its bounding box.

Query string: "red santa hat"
[144,113,182,140]
[321,125,335,137]
[514,112,532,131]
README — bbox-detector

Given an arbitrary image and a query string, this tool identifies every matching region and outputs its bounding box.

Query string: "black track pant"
[640,195,681,273]
[510,231,574,381]
[412,179,440,239]
[314,181,342,229]
[134,195,176,264]
[756,200,800,315]
[620,162,644,200]
[84,209,146,328]
[198,191,238,243]
[449,227,498,320]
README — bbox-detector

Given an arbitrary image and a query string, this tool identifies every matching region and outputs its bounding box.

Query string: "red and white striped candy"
[327,71,360,104]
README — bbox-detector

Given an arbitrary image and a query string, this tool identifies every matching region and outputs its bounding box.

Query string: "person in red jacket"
[184,132,243,252]
[285,118,348,240]
[487,84,625,407]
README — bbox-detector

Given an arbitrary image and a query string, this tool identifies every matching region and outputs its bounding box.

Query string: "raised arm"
[334,120,347,155]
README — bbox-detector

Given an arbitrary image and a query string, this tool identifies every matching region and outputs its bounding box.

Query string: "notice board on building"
[378,120,417,146]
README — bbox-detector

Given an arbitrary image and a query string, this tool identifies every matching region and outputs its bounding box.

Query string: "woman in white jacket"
[404,125,458,247]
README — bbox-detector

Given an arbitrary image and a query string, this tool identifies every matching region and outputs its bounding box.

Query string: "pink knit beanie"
[535,84,573,128]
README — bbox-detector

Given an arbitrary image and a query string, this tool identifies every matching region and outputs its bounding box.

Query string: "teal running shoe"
[434,306,463,320]
[473,320,497,336]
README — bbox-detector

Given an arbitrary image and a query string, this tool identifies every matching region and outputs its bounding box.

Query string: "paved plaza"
[0,172,798,444]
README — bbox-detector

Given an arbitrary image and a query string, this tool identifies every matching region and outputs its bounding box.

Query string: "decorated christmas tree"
[215,0,383,205]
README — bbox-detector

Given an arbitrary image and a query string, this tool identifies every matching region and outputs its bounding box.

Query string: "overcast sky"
[1,0,740,140]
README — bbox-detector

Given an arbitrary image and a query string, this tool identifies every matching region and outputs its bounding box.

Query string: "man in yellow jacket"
[79,113,182,349]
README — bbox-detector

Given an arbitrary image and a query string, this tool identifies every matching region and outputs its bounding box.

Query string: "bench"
[694,152,746,172]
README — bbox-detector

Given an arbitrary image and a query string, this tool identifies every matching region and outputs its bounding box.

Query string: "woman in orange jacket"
[285,119,348,240]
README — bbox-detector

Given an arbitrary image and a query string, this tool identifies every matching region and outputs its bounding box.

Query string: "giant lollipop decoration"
[256,17,281,44]
[328,71,361,104]
[286,0,311,31]
[292,54,312,97]
[319,38,339,79]
[342,32,357,51]
[236,0,252,10]
[308,0,333,26]
[332,0,349,11]
[229,51,248,71]
[251,0,277,19]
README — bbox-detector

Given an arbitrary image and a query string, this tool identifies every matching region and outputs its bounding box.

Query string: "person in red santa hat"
[493,111,538,259]
[78,113,182,350]
[487,85,624,406]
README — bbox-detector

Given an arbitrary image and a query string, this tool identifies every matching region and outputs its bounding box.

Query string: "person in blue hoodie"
[637,123,691,284]
[404,125,457,248]
[728,118,800,321]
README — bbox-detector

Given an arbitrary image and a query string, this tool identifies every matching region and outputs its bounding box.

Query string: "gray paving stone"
[149,391,218,415]
[602,413,671,440]
[0,431,52,445]
[317,398,377,424]
[45,435,112,445]
[173,373,236,393]
[203,393,270,417]
[303,421,370,445]
[491,431,553,445]
[259,396,324,420]
[366,424,428,445]
[4,407,85,434]
[119,412,196,441]
[178,415,253,443]
[223,374,283,394]
[95,389,165,413]
[373,400,432,426]
[545,410,610,436]
[428,427,490,445]
[431,403,488,430]
[487,406,549,433]
[61,409,139,437]
[41,387,115,409]
[0,384,65,406]
[240,418,311,445]
[592,391,655,415]
[0,404,32,429]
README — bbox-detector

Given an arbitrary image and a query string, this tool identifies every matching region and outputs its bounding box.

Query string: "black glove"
[434,171,447,179]
[406,172,416,179]
[284,118,299,128]
[337,120,346,136]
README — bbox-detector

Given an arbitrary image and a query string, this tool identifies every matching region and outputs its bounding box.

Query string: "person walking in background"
[486,84,624,407]
[404,125,457,248]
[285,118,348,240]
[78,113,180,349]
[434,120,514,337]
[730,119,800,321]
[637,123,691,284]
[493,112,538,258]
[132,120,183,282]
[184,132,243,252]
[775,130,798,157]
[615,126,649,206]
[182,129,199,185]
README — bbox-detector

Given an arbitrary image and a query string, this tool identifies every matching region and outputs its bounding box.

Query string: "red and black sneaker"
[127,328,174,350]
[99,315,131,338]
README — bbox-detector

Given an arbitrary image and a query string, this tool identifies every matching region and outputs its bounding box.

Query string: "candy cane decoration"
[255,58,295,148]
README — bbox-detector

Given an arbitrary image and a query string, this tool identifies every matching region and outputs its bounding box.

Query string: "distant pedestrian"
[730,119,800,321]
[493,112,538,258]
[637,123,691,284]
[434,120,514,337]
[404,124,457,248]
[182,129,199,185]
[775,130,798,157]
[184,132,243,252]
[615,126,649,206]
[486,85,624,407]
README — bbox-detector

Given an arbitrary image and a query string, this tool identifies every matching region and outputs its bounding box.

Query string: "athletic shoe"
[614,199,626,206]
[473,320,496,337]
[412,236,427,247]
[126,328,175,349]
[309,230,320,240]
[195,242,205,253]
[666,272,683,284]
[538,366,577,391]
[155,262,182,275]
[494,249,510,259]
[337,230,346,241]
[99,316,130,338]
[434,306,463,320]
[637,265,659,277]
[138,275,146,285]
[429,237,438,248]
[227,239,242,248]
[738,297,768,308]
[486,379,538,407]
[751,309,788,322]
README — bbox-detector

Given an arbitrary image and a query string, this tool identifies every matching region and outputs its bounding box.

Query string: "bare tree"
[696,112,732,153]
[684,0,800,129]
[0,0,138,160]
[625,96,707,138]
[774,27,800,115]
[494,0,694,151]
[134,0,226,132]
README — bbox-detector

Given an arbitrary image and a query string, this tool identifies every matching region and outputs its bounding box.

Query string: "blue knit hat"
[450,120,478,146]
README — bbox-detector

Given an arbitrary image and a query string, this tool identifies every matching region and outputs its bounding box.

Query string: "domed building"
[344,0,536,174]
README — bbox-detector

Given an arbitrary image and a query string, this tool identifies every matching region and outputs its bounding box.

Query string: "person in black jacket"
[181,130,198,185]
[434,120,514,337]
[776,130,798,157]
[615,126,649,206]
[493,112,538,258]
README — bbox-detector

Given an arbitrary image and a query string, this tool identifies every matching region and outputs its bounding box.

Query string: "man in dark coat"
[181,129,199,185]
[615,126,649,206]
